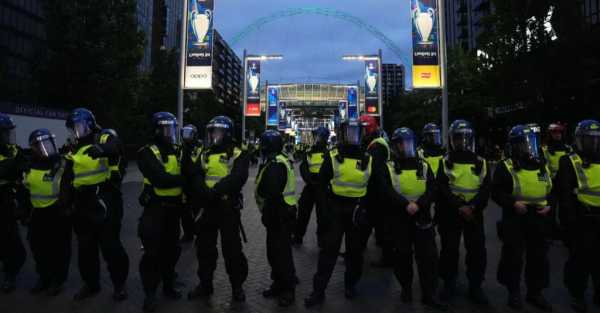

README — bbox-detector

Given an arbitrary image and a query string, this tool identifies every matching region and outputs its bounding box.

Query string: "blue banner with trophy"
[184,0,214,89]
[411,0,441,88]
[266,86,279,126]
[364,60,380,115]
[339,100,348,121]
[245,59,261,116]
[347,86,359,120]
[278,101,288,130]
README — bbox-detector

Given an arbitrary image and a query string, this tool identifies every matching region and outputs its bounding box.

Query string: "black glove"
[85,145,104,159]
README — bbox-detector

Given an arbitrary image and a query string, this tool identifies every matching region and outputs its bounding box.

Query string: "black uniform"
[380,157,439,300]
[137,142,184,296]
[192,145,249,292]
[437,151,490,290]
[559,154,600,300]
[294,146,327,244]
[312,146,371,294]
[256,158,297,296]
[21,157,73,290]
[493,159,552,294]
[0,145,27,290]
[68,135,129,293]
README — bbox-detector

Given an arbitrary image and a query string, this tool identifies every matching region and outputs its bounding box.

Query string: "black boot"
[73,284,100,301]
[278,290,295,307]
[232,287,246,302]
[143,295,158,313]
[594,293,600,307]
[526,292,552,312]
[113,285,128,301]
[292,236,303,246]
[304,292,325,307]
[46,283,64,297]
[262,287,280,299]
[401,287,413,304]
[571,296,587,313]
[188,284,213,300]
[469,286,490,306]
[163,286,182,300]
[1,276,16,294]
[30,279,49,295]
[508,290,523,310]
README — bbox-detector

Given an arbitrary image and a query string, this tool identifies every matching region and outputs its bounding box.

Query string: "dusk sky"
[214,0,414,88]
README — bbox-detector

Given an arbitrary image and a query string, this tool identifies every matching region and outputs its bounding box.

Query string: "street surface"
[0,164,581,313]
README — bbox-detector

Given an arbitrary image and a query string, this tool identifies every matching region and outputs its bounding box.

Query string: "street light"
[242,50,283,141]
[342,49,384,128]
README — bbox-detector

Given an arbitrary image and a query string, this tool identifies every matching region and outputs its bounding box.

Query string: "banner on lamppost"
[347,86,359,120]
[266,86,279,126]
[339,100,348,121]
[411,0,442,89]
[245,59,261,117]
[278,101,288,130]
[184,0,214,89]
[364,60,380,115]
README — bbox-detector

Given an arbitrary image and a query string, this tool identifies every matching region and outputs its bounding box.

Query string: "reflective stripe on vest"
[387,160,427,201]
[542,146,568,178]
[255,154,297,210]
[201,148,242,188]
[442,156,487,202]
[143,145,182,197]
[0,145,18,186]
[330,149,372,198]
[503,159,552,206]
[68,145,109,188]
[24,165,64,208]
[425,155,442,178]
[307,152,325,174]
[368,137,390,161]
[569,154,600,207]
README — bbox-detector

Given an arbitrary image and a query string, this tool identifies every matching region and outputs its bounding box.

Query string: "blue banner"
[267,86,279,126]
[347,86,359,120]
[365,60,380,114]
[184,0,214,89]
[278,101,288,130]
[339,100,348,121]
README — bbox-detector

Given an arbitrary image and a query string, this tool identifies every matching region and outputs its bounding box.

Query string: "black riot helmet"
[181,124,198,146]
[423,123,442,148]
[391,127,417,159]
[575,119,600,159]
[66,108,97,140]
[206,116,234,148]
[449,120,475,153]
[313,126,330,148]
[260,130,283,160]
[151,112,178,145]
[29,129,58,159]
[508,125,541,162]
[0,113,16,146]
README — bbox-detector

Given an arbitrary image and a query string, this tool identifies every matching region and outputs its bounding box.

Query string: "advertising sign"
[266,86,279,126]
[338,100,348,121]
[411,0,442,88]
[184,0,214,89]
[278,101,288,130]
[347,86,359,120]
[245,59,261,117]
[364,60,379,115]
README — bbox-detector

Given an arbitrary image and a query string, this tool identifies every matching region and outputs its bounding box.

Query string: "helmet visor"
[0,128,16,145]
[424,131,442,146]
[578,131,600,156]
[207,127,225,147]
[394,138,416,159]
[157,121,178,145]
[181,126,197,144]
[67,120,92,139]
[450,129,474,152]
[342,125,362,146]
[513,133,540,160]
[31,136,58,158]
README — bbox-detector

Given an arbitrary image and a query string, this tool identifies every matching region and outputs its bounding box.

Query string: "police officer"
[180,124,201,243]
[418,123,445,179]
[137,112,184,312]
[437,119,490,305]
[493,125,553,311]
[255,130,298,307]
[382,128,447,310]
[188,116,249,302]
[21,129,73,296]
[359,115,392,267]
[559,119,600,313]
[64,108,129,301]
[0,113,26,293]
[305,120,372,307]
[293,126,329,246]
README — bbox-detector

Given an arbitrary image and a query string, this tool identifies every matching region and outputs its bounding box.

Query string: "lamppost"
[342,49,383,128]
[242,50,283,141]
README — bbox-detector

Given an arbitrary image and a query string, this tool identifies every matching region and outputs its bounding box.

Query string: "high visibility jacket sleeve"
[491,160,517,214]
[257,162,287,211]
[96,134,121,159]
[213,149,249,196]
[299,156,312,184]
[137,146,184,188]
[558,155,578,223]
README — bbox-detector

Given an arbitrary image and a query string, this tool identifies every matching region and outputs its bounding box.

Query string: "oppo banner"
[364,60,380,115]
[245,59,261,117]
[347,86,359,120]
[184,0,214,89]
[411,0,442,88]
[266,86,279,126]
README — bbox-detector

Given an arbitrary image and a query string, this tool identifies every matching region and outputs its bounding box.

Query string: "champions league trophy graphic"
[190,1,212,46]
[247,63,259,95]
[413,0,435,44]
[366,63,378,95]
[339,103,347,120]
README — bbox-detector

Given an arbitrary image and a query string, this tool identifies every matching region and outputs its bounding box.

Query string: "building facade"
[136,0,153,72]
[444,0,492,50]
[381,63,405,106]
[211,30,242,109]
[582,0,599,25]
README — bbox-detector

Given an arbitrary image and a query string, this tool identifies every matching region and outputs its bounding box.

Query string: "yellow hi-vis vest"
[24,164,64,208]
[255,154,297,210]
[418,148,443,178]
[99,134,121,177]
[503,159,552,206]
[0,145,18,186]
[68,145,110,189]
[442,156,487,202]
[569,153,600,207]
[191,146,203,163]
[143,145,182,197]
[542,146,569,178]
[201,147,242,188]
[387,160,428,201]
[368,137,390,161]
[307,151,325,174]
[330,149,372,198]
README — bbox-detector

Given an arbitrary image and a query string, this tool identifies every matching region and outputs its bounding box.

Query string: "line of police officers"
[2,108,600,313]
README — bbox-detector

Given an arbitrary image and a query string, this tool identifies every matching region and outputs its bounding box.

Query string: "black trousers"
[181,204,196,238]
[312,197,367,293]
[28,207,72,285]
[366,195,394,262]
[195,203,248,290]
[294,183,324,241]
[73,189,129,290]
[438,211,487,287]
[392,216,439,299]
[497,215,550,293]
[138,203,181,295]
[265,209,296,292]
[564,215,600,298]
[0,208,26,280]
